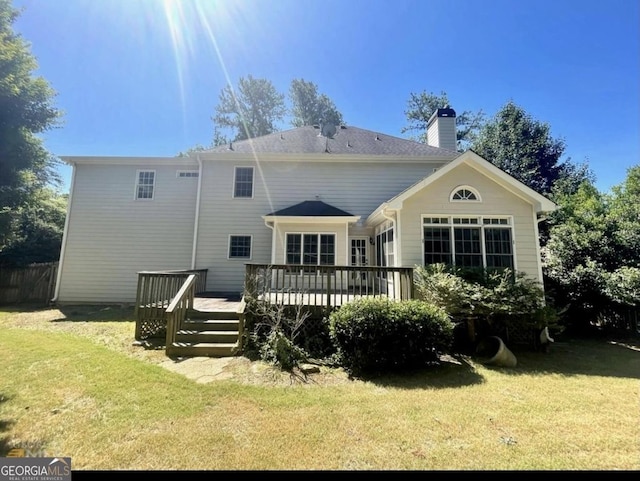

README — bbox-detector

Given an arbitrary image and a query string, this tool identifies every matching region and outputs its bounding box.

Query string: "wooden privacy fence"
[0,262,58,306]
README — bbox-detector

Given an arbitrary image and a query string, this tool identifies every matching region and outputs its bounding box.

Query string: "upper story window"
[136,170,155,200]
[450,186,481,202]
[233,167,254,198]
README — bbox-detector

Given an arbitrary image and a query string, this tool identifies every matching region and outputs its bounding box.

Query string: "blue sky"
[13,0,639,194]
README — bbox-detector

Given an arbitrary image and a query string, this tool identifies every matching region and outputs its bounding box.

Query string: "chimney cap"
[427,107,457,126]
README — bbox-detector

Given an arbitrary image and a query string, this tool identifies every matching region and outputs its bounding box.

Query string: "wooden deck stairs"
[168,308,243,358]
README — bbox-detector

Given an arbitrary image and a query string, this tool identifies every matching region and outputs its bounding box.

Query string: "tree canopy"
[289,78,343,127]
[471,101,592,197]
[401,90,485,151]
[0,0,63,264]
[203,76,344,149]
[212,75,286,141]
[543,166,640,333]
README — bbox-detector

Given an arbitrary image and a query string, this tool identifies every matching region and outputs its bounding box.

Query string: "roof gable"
[368,150,557,223]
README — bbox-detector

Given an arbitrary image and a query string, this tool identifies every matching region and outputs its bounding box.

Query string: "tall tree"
[0,180,67,266]
[543,169,640,334]
[471,101,592,196]
[289,78,343,127]
[402,90,485,151]
[212,75,286,141]
[608,165,640,268]
[0,0,62,255]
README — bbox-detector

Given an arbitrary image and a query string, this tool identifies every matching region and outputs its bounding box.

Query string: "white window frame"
[421,215,516,270]
[135,170,155,200]
[375,221,395,268]
[233,166,254,199]
[450,185,482,202]
[228,235,253,260]
[284,232,336,266]
[176,170,199,178]
[350,237,369,267]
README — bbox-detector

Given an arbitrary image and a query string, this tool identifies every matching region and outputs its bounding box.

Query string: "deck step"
[164,305,245,358]
[183,319,240,331]
[175,329,239,343]
[187,309,240,320]
[168,342,238,358]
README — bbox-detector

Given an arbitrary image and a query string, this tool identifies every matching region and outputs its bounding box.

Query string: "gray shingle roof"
[205,125,459,157]
[266,200,354,217]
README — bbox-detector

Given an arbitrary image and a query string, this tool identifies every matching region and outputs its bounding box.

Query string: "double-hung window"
[135,170,155,200]
[228,235,252,259]
[233,167,254,198]
[423,216,514,270]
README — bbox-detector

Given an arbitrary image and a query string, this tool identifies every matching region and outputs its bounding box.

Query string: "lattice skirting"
[136,318,166,340]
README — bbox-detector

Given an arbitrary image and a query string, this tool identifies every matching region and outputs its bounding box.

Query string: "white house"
[53,109,557,304]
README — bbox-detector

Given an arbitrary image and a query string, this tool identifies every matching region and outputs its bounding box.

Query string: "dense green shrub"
[414,264,558,346]
[328,297,454,376]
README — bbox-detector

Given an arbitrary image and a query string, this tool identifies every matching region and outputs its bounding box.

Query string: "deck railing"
[245,264,415,309]
[134,269,207,340]
[165,274,197,356]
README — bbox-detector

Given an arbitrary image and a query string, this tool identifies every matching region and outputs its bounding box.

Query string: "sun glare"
[159,0,277,213]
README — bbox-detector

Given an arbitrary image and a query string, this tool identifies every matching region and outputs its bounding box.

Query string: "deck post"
[326,269,332,310]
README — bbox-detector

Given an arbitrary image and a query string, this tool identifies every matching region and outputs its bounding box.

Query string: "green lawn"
[1,305,639,470]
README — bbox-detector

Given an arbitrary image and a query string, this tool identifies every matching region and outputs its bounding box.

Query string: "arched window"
[450,186,481,202]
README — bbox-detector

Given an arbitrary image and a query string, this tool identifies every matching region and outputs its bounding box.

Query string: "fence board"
[0,262,58,305]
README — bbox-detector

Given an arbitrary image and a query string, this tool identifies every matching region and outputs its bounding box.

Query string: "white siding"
[398,163,542,282]
[195,158,448,293]
[58,154,547,302]
[58,163,197,303]
[426,117,456,151]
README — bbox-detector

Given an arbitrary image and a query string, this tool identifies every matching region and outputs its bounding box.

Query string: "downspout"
[51,161,77,303]
[190,154,203,269]
[264,219,275,263]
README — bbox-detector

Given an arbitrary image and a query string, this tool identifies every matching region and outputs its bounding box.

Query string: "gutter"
[51,161,77,303]
[190,154,203,269]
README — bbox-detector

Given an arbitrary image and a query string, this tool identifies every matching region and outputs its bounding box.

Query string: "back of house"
[54,109,556,304]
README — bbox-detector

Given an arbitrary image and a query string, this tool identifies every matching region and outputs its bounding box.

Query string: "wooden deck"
[194,292,243,312]
[192,291,383,312]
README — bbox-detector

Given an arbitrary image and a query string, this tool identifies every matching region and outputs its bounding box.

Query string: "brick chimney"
[426,107,457,151]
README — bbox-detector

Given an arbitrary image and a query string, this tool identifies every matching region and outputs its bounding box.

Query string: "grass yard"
[1,305,639,471]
